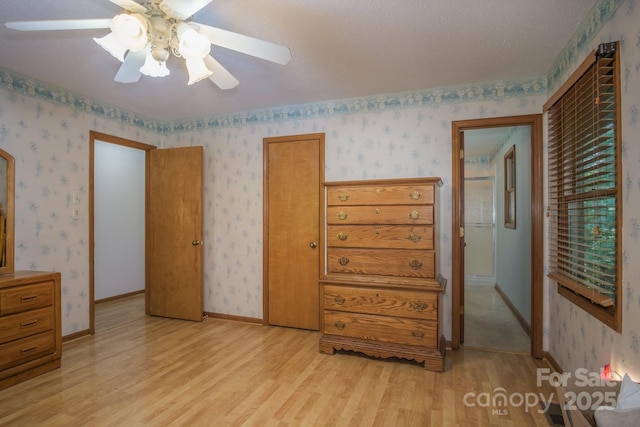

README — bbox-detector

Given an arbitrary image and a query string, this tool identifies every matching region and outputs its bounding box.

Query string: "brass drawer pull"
[20,295,37,303]
[411,302,427,312]
[409,190,422,200]
[337,211,348,220]
[338,257,350,266]
[21,346,38,354]
[408,210,421,220]
[334,296,345,305]
[337,232,348,241]
[407,233,422,243]
[412,331,424,340]
[338,194,349,202]
[409,260,422,270]
[335,321,346,330]
[21,320,38,328]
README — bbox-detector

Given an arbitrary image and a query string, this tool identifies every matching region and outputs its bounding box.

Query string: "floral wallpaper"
[165,97,544,332]
[545,0,640,380]
[0,96,163,333]
[0,0,638,381]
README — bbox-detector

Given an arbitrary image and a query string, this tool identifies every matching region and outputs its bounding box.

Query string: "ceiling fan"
[4,0,292,89]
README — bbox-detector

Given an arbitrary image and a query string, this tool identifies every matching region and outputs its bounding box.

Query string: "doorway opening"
[89,131,156,334]
[462,128,531,353]
[90,132,205,333]
[451,115,543,358]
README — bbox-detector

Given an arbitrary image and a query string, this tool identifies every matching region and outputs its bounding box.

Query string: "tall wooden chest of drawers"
[0,271,62,390]
[319,178,446,371]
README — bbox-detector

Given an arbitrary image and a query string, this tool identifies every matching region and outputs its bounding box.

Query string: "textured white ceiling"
[0,0,597,121]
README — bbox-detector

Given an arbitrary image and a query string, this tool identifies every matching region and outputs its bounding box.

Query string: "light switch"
[72,192,80,205]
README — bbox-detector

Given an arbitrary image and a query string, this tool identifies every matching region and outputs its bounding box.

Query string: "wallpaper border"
[0,0,620,134]
[545,0,626,90]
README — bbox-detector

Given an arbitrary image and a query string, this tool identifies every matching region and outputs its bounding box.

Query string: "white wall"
[494,126,532,325]
[94,141,145,300]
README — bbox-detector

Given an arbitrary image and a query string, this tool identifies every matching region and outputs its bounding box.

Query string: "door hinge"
[460,226,465,238]
[460,149,464,160]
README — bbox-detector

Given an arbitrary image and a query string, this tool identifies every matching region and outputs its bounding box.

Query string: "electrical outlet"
[72,207,80,220]
[601,364,611,379]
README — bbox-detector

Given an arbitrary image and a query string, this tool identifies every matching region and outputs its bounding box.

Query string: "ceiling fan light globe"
[111,13,149,52]
[185,58,213,85]
[140,56,170,78]
[94,33,127,62]
[176,23,211,59]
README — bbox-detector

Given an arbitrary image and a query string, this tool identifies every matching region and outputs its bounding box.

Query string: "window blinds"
[547,42,619,308]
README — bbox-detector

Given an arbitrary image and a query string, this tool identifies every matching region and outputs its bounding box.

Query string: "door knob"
[192,240,203,246]
[309,241,317,249]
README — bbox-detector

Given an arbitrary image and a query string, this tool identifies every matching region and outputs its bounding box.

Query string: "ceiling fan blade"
[203,55,239,90]
[195,23,292,65]
[159,0,214,20]
[5,19,112,31]
[108,0,148,14]
[114,49,147,83]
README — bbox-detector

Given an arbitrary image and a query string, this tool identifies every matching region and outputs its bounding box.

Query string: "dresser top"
[324,177,442,187]
[0,270,60,288]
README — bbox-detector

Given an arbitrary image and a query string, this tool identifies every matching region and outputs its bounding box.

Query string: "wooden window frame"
[544,42,622,332]
[504,145,516,228]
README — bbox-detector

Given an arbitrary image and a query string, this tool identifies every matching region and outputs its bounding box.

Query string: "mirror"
[0,148,14,275]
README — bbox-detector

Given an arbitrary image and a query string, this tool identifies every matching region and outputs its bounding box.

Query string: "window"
[544,41,621,331]
[504,145,516,228]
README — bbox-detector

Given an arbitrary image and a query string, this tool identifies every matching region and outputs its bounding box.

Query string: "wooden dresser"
[0,271,62,390]
[319,178,446,371]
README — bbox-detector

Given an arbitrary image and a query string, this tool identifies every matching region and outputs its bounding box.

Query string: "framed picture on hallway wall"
[504,145,516,228]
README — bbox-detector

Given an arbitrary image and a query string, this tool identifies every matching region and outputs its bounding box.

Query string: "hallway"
[464,283,530,353]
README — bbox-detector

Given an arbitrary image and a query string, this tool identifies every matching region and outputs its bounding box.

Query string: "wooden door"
[264,134,324,330]
[148,146,204,321]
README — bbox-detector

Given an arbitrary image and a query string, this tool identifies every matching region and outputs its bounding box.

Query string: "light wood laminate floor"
[0,295,556,426]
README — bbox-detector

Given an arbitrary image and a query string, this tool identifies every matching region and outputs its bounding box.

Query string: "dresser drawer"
[0,307,54,344]
[327,205,433,225]
[0,331,55,370]
[324,285,438,320]
[323,311,438,347]
[327,248,435,278]
[0,281,54,316]
[327,184,434,206]
[327,225,434,250]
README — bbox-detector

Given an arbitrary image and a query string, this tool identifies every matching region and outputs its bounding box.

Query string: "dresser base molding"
[0,358,61,390]
[319,334,445,371]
